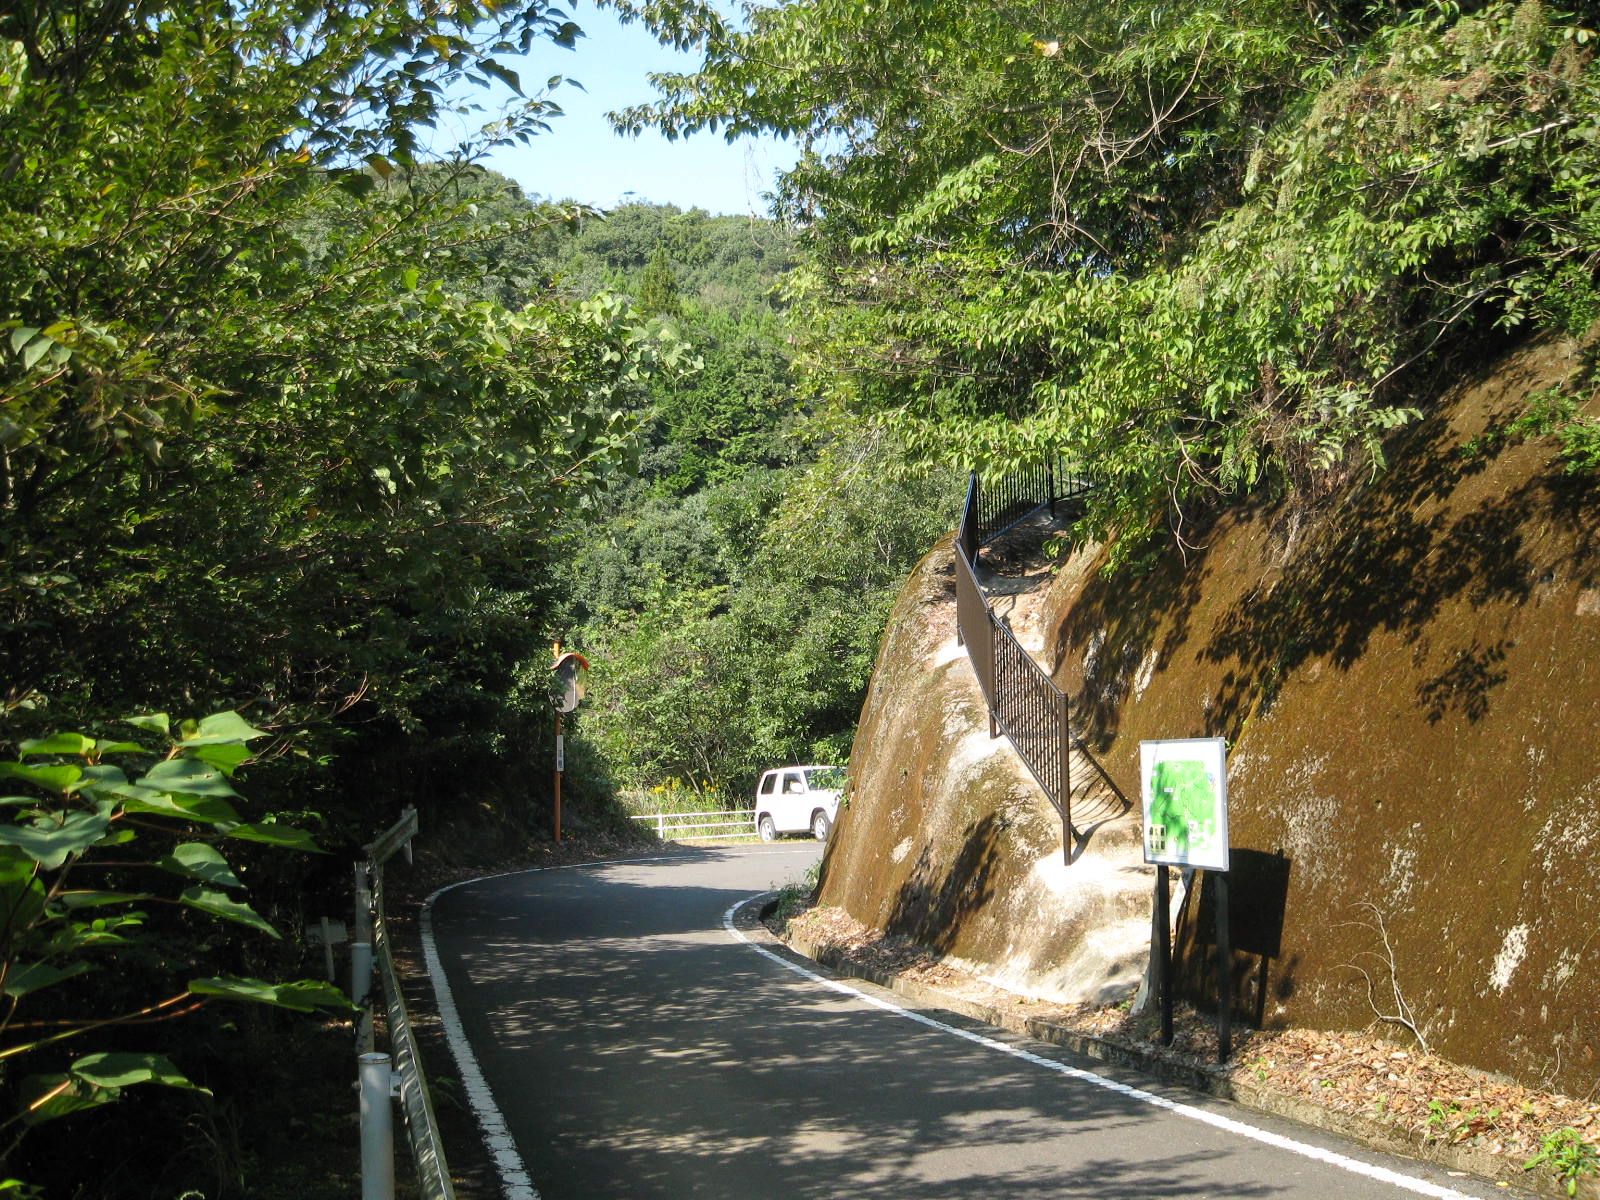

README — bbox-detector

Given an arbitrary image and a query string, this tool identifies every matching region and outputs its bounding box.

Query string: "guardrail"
[955,468,1092,862]
[353,807,455,1200]
[630,810,756,840]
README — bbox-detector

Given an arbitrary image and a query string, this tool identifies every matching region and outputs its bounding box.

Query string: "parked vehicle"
[754,765,845,842]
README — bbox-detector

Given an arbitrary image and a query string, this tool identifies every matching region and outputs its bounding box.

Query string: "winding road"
[424,845,1502,1200]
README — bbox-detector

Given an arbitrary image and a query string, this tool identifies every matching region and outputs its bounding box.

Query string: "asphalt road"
[425,845,1504,1200]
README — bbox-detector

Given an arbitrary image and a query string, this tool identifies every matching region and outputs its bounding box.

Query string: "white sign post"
[550,646,589,844]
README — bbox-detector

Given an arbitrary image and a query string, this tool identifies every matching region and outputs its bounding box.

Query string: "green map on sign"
[1149,759,1218,860]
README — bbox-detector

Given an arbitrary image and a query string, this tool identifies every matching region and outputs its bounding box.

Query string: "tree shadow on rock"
[1053,514,1219,754]
[884,812,1005,955]
[1199,406,1567,741]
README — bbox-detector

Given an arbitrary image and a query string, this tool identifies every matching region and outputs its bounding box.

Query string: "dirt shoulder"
[777,903,1600,1200]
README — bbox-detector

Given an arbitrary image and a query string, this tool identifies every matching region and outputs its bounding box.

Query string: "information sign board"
[1140,737,1230,871]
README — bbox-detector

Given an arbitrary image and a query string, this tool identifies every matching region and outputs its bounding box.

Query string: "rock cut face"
[819,530,1154,1010]
[828,336,1600,1095]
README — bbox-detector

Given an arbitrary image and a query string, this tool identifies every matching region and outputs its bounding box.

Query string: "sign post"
[551,645,589,844]
[1140,737,1232,1062]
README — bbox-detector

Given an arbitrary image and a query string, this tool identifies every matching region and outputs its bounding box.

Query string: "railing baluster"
[955,467,1082,855]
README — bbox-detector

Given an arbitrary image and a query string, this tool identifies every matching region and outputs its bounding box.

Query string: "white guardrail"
[630,809,756,840]
[353,807,455,1200]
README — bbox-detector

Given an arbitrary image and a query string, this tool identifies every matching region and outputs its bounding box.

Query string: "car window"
[760,773,778,795]
[783,774,804,794]
[806,766,845,790]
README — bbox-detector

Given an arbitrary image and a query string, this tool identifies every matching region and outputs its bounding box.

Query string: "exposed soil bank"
[828,336,1600,1099]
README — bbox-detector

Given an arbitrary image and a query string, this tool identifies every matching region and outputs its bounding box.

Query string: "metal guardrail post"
[352,861,374,1016]
[1059,688,1072,862]
[360,1051,396,1200]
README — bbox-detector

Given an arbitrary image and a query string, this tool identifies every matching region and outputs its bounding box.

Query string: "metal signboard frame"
[1140,736,1234,1062]
[1140,737,1230,872]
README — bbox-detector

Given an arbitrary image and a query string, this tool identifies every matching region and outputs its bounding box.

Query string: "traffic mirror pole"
[550,640,587,844]
[554,706,563,844]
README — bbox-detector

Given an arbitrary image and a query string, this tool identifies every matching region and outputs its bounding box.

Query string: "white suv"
[755,765,845,842]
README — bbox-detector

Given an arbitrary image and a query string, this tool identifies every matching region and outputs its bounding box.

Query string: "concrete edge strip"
[724,894,1478,1200]
[419,853,690,1200]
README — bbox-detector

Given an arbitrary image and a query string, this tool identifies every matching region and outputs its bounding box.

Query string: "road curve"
[424,846,1502,1200]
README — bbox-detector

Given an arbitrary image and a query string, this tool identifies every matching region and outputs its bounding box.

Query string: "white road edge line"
[420,849,814,1200]
[724,893,1481,1200]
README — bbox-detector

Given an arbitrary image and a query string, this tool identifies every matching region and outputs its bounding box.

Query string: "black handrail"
[954,466,1090,862]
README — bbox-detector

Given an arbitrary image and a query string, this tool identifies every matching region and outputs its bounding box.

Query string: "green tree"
[639,244,683,316]
[610,0,1600,548]
[575,424,959,791]
[0,0,684,753]
[0,1,692,1185]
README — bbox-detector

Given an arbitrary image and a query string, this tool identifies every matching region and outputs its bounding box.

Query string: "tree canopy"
[0,3,693,1187]
[610,0,1600,546]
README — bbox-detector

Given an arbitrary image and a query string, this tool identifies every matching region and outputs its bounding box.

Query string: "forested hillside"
[616,0,1600,532]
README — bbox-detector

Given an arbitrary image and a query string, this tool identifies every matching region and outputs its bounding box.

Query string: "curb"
[777,919,1583,1200]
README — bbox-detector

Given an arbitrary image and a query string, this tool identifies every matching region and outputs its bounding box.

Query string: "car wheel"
[758,814,777,843]
[811,811,831,841]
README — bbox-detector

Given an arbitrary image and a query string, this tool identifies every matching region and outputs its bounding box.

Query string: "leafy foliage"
[0,713,347,1180]
[0,0,690,784]
[613,0,1600,551]
[0,0,696,1187]
[571,424,959,792]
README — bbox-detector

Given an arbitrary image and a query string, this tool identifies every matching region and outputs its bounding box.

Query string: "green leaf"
[224,822,323,853]
[75,764,131,796]
[92,740,146,756]
[181,711,268,747]
[119,789,242,825]
[180,886,278,937]
[190,975,356,1012]
[0,845,46,928]
[0,762,83,795]
[71,1051,203,1091]
[0,812,111,869]
[157,842,241,888]
[18,733,94,757]
[21,1051,206,1125]
[121,714,170,736]
[479,59,524,96]
[4,960,91,998]
[336,170,376,198]
[136,757,239,799]
[186,743,252,777]
[20,1073,121,1125]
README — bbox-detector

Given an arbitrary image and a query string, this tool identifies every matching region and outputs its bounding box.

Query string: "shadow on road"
[431,850,1307,1200]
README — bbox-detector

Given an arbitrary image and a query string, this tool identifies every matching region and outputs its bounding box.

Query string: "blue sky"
[463,3,799,216]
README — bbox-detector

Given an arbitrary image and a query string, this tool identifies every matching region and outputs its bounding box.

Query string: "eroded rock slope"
[824,336,1600,1095]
